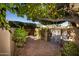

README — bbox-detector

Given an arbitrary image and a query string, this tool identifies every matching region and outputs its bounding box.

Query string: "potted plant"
[13,28,28,47]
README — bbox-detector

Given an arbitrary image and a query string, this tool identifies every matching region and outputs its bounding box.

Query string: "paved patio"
[14,36,61,56]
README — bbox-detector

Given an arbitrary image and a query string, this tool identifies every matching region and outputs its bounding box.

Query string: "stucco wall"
[0,28,11,56]
[70,3,79,11]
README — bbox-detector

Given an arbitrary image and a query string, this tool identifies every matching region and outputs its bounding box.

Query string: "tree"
[8,3,67,20]
[0,3,79,30]
[0,4,9,30]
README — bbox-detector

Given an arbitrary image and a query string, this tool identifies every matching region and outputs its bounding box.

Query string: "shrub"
[62,41,79,56]
[13,28,28,47]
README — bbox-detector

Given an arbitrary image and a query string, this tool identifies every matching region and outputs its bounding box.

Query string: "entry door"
[50,29,61,44]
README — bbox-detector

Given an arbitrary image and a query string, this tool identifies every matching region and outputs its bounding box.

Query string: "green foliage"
[13,28,28,47]
[12,3,67,20]
[62,41,79,56]
[0,3,70,29]
[0,4,10,31]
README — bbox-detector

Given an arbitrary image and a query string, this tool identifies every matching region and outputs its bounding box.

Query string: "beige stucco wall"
[70,3,79,11]
[0,28,11,56]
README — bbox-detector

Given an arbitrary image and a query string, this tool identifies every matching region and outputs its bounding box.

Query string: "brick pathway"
[15,36,61,56]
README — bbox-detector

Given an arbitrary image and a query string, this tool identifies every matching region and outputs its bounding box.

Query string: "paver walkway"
[15,36,61,56]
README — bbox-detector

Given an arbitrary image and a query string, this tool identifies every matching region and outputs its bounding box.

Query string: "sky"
[6,10,69,26]
[6,10,40,24]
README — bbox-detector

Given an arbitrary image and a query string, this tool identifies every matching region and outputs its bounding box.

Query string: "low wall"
[0,28,11,56]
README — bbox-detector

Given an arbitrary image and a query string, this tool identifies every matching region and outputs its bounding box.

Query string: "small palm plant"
[13,28,28,47]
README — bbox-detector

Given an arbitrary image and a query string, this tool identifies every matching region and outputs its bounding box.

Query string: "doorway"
[48,29,69,45]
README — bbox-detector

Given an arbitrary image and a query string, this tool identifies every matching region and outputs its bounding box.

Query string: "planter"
[15,42,24,48]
